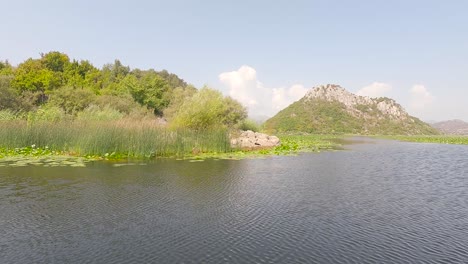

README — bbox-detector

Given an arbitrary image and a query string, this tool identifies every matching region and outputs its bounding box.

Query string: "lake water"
[1,138,467,263]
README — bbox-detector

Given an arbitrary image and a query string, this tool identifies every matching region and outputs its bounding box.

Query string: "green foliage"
[16,91,44,112]
[121,73,170,115]
[94,94,144,114]
[0,109,21,121]
[156,69,188,88]
[64,59,101,90]
[41,51,70,72]
[12,58,61,93]
[99,60,130,91]
[193,134,341,160]
[0,60,14,75]
[48,86,96,114]
[0,76,19,110]
[171,87,247,130]
[222,96,248,127]
[76,105,124,121]
[1,51,249,133]
[0,51,196,115]
[163,86,197,120]
[0,144,59,157]
[27,105,66,122]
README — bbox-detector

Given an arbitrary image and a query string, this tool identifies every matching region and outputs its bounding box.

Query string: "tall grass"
[0,119,231,158]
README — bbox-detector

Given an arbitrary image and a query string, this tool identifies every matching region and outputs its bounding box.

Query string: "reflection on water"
[1,138,467,263]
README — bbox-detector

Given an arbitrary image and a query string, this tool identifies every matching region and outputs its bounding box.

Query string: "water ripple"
[0,139,467,263]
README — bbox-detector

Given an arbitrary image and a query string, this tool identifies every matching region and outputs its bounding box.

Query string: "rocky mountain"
[432,120,468,135]
[264,84,439,135]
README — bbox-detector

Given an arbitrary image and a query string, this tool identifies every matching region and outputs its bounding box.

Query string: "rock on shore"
[230,130,280,149]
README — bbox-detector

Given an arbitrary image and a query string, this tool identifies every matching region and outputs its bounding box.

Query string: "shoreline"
[2,135,466,167]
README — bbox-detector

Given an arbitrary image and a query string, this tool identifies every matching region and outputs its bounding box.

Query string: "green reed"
[0,120,231,159]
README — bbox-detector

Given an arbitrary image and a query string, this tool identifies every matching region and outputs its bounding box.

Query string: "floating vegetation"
[184,134,342,161]
[0,155,90,168]
[111,163,147,167]
[387,135,468,145]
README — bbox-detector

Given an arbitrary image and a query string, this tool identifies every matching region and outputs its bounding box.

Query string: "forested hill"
[264,84,439,135]
[0,51,191,116]
[0,51,248,130]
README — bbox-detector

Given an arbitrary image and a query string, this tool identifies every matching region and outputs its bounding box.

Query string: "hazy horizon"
[2,0,467,121]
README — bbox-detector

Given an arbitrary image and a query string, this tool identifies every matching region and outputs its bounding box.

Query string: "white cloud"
[272,84,308,112]
[356,82,392,98]
[219,65,308,117]
[219,66,262,108]
[409,84,435,110]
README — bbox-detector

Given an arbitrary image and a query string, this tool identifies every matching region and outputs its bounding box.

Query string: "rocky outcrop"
[230,130,280,149]
[305,84,407,120]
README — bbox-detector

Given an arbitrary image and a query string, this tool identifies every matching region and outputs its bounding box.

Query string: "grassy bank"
[0,120,230,159]
[388,135,468,145]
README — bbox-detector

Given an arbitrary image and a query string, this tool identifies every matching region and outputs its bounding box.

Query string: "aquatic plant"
[389,135,468,145]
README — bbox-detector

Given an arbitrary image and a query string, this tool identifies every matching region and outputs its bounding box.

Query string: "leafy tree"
[40,51,70,72]
[121,73,170,115]
[171,87,247,130]
[64,59,101,90]
[156,69,187,89]
[11,58,61,93]
[100,60,130,90]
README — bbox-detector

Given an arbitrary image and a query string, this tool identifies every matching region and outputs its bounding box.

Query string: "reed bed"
[0,119,231,158]
[390,135,468,145]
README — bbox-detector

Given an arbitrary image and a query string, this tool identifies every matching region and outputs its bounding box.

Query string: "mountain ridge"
[432,119,468,135]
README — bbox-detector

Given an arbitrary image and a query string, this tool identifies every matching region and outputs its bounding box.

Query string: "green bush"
[27,105,66,122]
[76,105,124,121]
[0,76,20,110]
[48,86,96,114]
[171,87,247,130]
[94,94,144,114]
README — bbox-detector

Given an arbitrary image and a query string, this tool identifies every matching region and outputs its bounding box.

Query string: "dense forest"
[0,51,248,130]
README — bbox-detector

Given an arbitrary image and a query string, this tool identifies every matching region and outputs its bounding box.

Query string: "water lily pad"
[70,163,86,167]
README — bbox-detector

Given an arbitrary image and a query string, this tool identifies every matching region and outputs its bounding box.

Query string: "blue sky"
[2,0,467,121]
